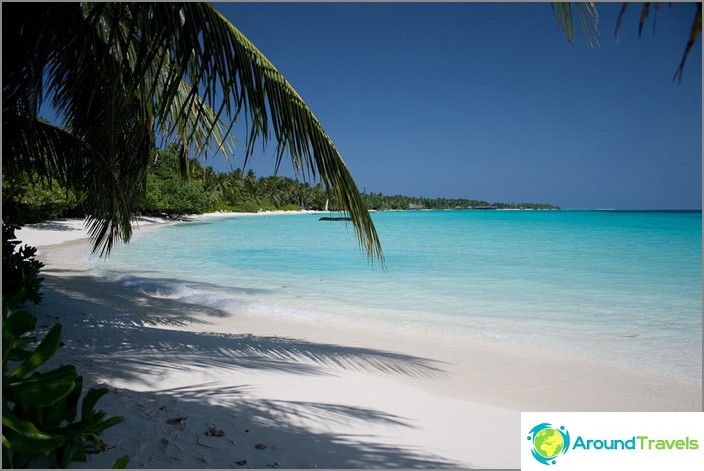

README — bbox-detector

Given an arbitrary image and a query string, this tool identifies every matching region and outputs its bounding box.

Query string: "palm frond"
[673,3,702,83]
[551,2,600,47]
[2,115,134,255]
[208,6,384,265]
[613,2,701,84]
[3,2,384,265]
[126,3,384,264]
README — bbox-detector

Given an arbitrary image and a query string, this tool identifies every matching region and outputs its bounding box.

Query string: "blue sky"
[209,2,701,210]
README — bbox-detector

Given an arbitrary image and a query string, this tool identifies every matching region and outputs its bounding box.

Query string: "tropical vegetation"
[4,145,559,223]
[2,2,382,261]
[2,226,126,468]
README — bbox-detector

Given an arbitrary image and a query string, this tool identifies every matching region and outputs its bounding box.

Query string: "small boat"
[319,198,351,221]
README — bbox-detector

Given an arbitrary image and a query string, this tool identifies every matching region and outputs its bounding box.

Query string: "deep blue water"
[90,210,702,383]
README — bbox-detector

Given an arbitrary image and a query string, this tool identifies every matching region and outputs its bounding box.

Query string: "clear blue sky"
[218,3,701,209]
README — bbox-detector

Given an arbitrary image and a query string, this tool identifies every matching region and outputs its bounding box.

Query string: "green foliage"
[3,2,383,262]
[2,175,82,225]
[1,228,122,468]
[146,174,212,216]
[138,146,559,217]
[112,455,129,468]
[5,144,560,221]
[144,148,213,216]
[141,146,332,216]
[2,301,124,468]
[2,225,44,306]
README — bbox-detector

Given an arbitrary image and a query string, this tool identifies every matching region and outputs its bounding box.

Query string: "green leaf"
[42,375,83,428]
[1,289,28,316]
[87,416,123,435]
[7,336,38,361]
[63,415,122,443]
[81,387,109,422]
[2,309,37,366]
[2,415,64,455]
[3,309,36,339]
[113,455,130,468]
[5,366,79,407]
[8,323,63,379]
[59,439,87,467]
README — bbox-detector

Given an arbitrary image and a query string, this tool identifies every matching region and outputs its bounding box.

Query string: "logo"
[522,413,703,470]
[527,423,571,465]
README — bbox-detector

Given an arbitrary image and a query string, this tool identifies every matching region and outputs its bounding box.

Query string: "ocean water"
[89,210,702,384]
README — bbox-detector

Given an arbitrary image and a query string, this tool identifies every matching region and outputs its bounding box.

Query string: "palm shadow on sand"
[30,275,465,468]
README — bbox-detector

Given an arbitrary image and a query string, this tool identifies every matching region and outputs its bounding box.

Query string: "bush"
[2,298,123,468]
[1,224,124,468]
[2,177,83,225]
[145,175,212,216]
[2,225,44,305]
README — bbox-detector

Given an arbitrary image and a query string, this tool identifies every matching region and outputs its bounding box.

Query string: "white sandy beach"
[14,213,702,469]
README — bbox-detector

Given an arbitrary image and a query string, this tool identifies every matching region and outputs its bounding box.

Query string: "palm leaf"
[673,3,702,83]
[551,2,600,47]
[3,2,384,264]
[614,2,701,84]
[92,3,383,264]
[2,115,135,255]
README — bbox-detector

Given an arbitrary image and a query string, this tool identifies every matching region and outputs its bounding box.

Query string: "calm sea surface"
[90,210,702,384]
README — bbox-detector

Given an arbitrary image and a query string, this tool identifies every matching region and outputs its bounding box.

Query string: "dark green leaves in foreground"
[2,300,124,468]
[2,225,124,468]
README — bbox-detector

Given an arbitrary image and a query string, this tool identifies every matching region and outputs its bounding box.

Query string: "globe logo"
[527,423,571,465]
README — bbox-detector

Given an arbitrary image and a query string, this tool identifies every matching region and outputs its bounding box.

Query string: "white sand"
[14,214,702,469]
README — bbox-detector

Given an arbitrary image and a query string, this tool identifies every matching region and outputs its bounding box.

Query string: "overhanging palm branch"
[615,2,702,83]
[553,2,701,83]
[551,2,600,47]
[3,2,384,265]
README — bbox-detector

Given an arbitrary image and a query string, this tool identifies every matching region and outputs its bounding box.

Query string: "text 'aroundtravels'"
[572,435,699,451]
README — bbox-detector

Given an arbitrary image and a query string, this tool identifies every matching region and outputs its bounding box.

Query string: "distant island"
[363,194,559,211]
[4,146,558,224]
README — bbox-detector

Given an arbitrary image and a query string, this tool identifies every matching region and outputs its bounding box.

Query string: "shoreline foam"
[14,215,703,468]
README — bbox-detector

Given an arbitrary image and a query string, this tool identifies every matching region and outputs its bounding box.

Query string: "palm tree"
[2,2,383,264]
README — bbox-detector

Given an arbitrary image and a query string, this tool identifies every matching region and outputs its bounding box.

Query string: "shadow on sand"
[24,220,84,232]
[72,383,469,468]
[29,274,465,468]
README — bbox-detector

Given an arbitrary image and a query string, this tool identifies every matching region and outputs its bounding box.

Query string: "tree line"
[3,145,558,224]
[363,194,559,211]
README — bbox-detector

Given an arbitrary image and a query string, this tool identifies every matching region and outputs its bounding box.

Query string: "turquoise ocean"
[89,210,702,384]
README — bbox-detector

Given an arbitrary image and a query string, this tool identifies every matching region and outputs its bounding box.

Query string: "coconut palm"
[2,2,383,263]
